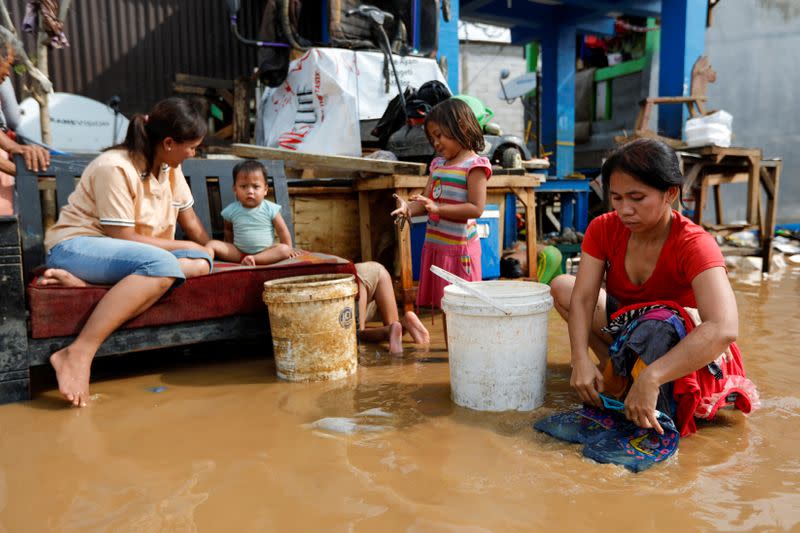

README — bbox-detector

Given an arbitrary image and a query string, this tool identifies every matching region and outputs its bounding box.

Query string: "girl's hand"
[410,194,440,215]
[391,194,412,229]
[623,371,664,434]
[569,355,604,407]
[289,247,304,258]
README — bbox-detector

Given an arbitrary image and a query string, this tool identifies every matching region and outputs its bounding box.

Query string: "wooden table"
[678,146,782,273]
[356,172,545,310]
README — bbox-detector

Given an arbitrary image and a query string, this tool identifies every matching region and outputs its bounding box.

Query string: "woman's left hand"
[623,371,664,434]
[410,194,440,215]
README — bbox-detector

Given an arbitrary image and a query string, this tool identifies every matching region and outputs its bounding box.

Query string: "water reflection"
[0,267,797,531]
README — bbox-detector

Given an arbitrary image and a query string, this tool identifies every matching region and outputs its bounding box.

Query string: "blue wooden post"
[560,193,575,233]
[541,23,576,178]
[503,192,517,249]
[658,0,707,139]
[437,0,459,92]
[575,191,589,233]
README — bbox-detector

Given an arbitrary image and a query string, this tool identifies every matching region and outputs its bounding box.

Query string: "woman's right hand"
[570,355,604,407]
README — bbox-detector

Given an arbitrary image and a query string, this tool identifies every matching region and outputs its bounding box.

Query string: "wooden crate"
[291,194,361,262]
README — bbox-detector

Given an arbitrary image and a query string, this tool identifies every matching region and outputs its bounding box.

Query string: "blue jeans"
[47,236,213,286]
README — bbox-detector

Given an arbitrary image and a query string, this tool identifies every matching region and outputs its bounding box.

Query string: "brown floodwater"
[1,265,798,532]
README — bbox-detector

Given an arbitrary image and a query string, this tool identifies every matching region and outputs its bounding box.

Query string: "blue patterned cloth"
[533,395,680,473]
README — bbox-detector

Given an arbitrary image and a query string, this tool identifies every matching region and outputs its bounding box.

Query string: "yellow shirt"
[44,149,194,252]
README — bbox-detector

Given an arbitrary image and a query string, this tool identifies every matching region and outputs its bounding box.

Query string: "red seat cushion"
[28,252,356,339]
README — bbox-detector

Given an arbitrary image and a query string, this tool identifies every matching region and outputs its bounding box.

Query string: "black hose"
[229,14,289,48]
[280,0,309,51]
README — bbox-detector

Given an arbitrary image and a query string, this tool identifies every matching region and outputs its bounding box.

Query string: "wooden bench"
[0,154,355,403]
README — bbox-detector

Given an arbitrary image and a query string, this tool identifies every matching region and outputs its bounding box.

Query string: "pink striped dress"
[417,155,492,308]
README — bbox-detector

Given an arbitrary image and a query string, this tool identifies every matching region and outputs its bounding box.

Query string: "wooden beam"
[175,73,234,90]
[358,191,372,262]
[218,144,427,176]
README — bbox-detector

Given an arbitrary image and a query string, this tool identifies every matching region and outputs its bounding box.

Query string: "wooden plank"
[215,124,233,139]
[292,195,360,261]
[355,176,399,191]
[355,174,543,192]
[358,191,372,262]
[172,83,212,96]
[746,156,761,226]
[269,161,294,240]
[27,315,268,365]
[175,73,234,90]
[713,185,724,225]
[287,187,354,195]
[761,161,782,274]
[395,187,414,312]
[232,77,252,143]
[221,144,427,176]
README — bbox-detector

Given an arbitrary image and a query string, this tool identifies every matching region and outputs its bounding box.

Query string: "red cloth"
[610,300,759,437]
[581,210,725,308]
[28,254,356,338]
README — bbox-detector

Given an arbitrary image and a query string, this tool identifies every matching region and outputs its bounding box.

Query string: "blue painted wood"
[437,0,460,91]
[14,155,96,283]
[536,179,592,192]
[542,23,577,178]
[503,192,517,249]
[658,0,707,139]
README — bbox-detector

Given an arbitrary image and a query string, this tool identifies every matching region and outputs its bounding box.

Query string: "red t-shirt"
[581,210,725,308]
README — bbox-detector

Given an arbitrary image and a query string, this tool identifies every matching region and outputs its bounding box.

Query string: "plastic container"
[262,274,358,382]
[441,280,553,411]
[685,110,733,147]
[477,205,500,279]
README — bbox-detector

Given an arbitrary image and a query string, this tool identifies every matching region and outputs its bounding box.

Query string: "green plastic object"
[452,94,494,128]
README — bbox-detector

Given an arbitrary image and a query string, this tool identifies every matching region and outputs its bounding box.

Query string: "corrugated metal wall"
[6,0,264,114]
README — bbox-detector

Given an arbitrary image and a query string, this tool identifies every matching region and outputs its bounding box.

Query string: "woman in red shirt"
[551,138,739,433]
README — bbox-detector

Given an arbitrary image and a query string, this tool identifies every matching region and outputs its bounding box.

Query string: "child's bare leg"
[245,243,292,266]
[371,266,400,325]
[206,240,244,263]
[400,311,430,344]
[357,322,403,353]
[50,274,173,407]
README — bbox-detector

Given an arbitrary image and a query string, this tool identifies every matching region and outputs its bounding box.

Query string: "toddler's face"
[234,171,268,208]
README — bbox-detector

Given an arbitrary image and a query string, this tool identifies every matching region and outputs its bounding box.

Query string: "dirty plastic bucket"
[441,281,553,411]
[262,274,358,382]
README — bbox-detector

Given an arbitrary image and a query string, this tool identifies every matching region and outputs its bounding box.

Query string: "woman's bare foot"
[388,321,403,354]
[241,255,256,266]
[49,345,93,407]
[400,311,430,344]
[38,268,88,287]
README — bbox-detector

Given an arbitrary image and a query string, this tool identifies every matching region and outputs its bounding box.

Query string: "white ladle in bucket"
[430,265,512,316]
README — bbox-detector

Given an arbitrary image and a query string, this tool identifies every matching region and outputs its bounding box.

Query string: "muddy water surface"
[0,269,798,532]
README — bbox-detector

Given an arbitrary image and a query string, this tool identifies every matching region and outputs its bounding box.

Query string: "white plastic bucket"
[441,281,553,411]
[262,274,358,382]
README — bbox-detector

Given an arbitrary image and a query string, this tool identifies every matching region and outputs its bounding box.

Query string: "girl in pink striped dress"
[392,98,492,309]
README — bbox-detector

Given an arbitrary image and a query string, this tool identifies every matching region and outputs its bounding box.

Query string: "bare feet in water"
[388,321,403,354]
[400,311,430,345]
[50,345,92,407]
[38,268,88,287]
